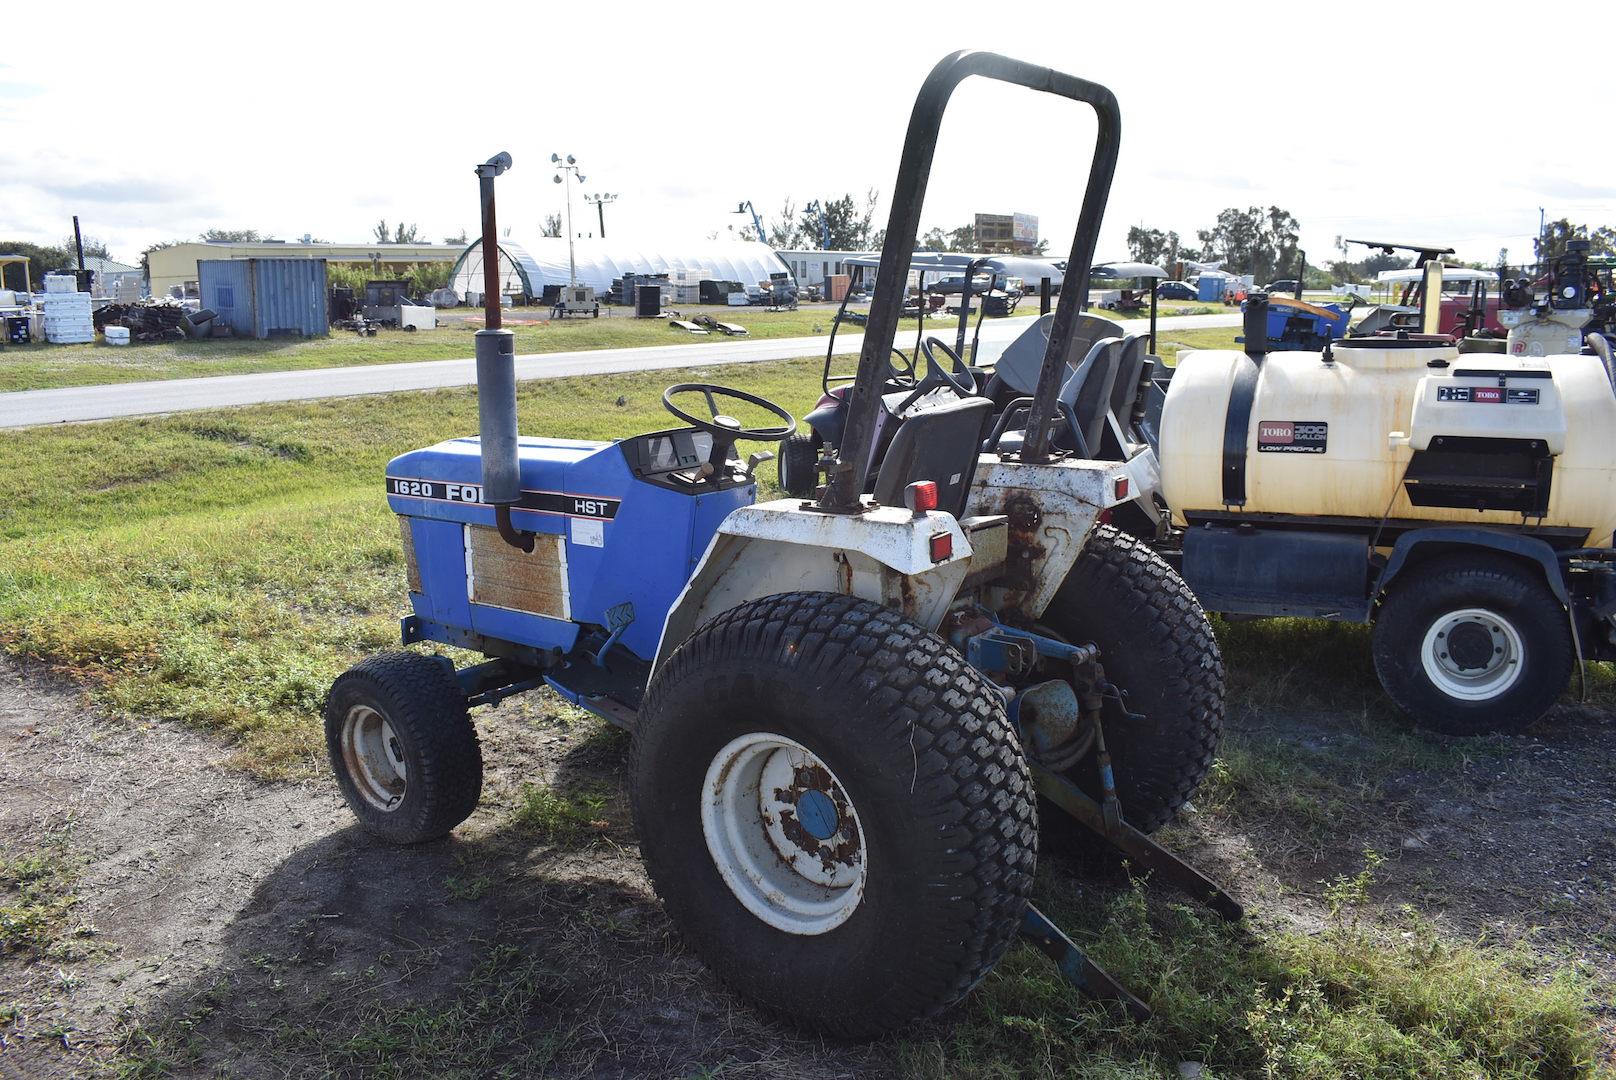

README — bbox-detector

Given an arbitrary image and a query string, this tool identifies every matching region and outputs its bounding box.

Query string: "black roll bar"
[816,51,1121,510]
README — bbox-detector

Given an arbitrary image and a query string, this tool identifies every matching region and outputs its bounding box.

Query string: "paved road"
[0,311,1240,429]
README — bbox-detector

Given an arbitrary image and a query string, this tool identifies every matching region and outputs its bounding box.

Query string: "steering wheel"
[662,383,797,469]
[896,336,976,413]
[889,347,917,385]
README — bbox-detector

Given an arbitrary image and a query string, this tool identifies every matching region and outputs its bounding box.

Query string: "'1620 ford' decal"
[386,477,620,519]
[1256,420,1328,454]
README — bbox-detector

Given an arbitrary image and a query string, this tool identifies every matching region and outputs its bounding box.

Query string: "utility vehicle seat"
[871,396,994,517]
[1100,335,1153,457]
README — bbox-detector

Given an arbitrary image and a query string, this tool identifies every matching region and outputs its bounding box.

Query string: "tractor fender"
[652,499,976,673]
[804,399,847,449]
[1372,527,1570,610]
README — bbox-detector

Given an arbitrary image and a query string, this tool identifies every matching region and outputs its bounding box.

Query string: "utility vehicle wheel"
[324,652,482,844]
[631,592,1036,1037]
[1372,555,1572,735]
[776,432,819,498]
[1039,524,1223,836]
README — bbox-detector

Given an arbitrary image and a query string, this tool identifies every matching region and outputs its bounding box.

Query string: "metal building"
[449,238,791,301]
[198,258,329,339]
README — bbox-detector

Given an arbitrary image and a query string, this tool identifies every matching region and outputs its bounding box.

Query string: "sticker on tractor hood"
[1256,420,1327,454]
[1436,385,1540,404]
[386,477,620,519]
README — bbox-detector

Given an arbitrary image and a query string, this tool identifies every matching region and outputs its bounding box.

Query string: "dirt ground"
[1,654,1613,1078]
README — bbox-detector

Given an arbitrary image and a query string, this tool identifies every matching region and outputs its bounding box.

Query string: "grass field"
[0,351,1610,1076]
[0,298,1229,394]
[0,305,843,393]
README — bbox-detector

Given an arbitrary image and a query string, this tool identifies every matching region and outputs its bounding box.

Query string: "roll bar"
[816,51,1121,510]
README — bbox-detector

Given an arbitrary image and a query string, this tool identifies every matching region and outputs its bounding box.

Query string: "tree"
[372,219,420,244]
[59,233,112,261]
[540,214,562,239]
[1536,218,1616,262]
[795,192,879,250]
[768,198,800,249]
[0,240,75,290]
[201,228,266,243]
[1125,226,1196,271]
[1195,206,1300,283]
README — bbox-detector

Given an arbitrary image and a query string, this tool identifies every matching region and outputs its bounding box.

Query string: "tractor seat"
[1099,335,1154,457]
[990,312,1124,398]
[871,395,994,518]
[988,336,1131,459]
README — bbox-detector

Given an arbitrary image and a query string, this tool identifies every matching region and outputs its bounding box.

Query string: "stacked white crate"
[670,267,710,306]
[43,288,95,343]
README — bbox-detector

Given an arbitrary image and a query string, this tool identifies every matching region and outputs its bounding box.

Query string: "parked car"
[1156,280,1196,300]
[1264,279,1301,294]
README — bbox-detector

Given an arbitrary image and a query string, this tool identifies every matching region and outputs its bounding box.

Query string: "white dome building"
[449,237,791,302]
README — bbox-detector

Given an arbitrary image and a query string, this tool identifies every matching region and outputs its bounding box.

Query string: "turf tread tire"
[777,432,819,498]
[630,592,1035,1038]
[324,651,482,844]
[1042,524,1224,834]
[1371,554,1572,735]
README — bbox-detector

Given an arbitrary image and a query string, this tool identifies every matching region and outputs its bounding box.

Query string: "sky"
[3,2,1613,272]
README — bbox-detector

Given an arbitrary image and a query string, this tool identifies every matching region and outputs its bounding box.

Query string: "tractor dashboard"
[623,427,750,492]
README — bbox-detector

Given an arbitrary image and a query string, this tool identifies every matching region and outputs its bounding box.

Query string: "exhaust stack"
[1242,291,1269,360]
[473,152,533,552]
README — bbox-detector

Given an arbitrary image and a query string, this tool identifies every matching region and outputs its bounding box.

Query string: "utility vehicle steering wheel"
[896,337,976,412]
[662,383,797,469]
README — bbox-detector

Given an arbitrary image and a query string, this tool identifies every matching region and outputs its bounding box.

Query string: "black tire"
[631,593,1035,1038]
[776,431,820,498]
[1371,554,1572,735]
[1039,524,1224,835]
[324,652,482,844]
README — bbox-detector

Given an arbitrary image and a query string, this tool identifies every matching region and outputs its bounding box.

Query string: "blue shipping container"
[198,258,329,339]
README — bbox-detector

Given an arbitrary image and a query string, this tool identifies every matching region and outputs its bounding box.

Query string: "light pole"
[583,192,618,239]
[551,154,586,286]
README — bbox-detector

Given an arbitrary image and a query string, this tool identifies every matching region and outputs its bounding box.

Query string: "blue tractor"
[327,53,1238,1036]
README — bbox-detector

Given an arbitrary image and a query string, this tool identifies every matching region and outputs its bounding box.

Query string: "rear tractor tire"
[324,651,483,844]
[1371,554,1572,735]
[776,431,820,499]
[1038,524,1224,839]
[631,592,1036,1038]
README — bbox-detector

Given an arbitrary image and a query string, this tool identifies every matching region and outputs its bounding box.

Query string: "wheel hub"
[341,704,407,811]
[1421,607,1523,701]
[700,732,867,935]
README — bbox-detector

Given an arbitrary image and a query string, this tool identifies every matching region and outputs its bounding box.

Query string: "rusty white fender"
[964,454,1134,621]
[654,499,977,672]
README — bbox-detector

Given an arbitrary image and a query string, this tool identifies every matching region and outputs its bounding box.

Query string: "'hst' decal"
[386,476,620,519]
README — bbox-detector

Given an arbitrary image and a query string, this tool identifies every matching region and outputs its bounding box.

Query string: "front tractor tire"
[324,652,483,844]
[631,593,1036,1038]
[1040,524,1224,837]
[1371,554,1572,735]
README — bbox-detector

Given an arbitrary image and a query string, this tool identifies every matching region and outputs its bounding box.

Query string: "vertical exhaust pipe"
[474,152,533,553]
[1242,291,1269,359]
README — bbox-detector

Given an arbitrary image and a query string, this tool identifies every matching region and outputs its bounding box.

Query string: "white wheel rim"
[1420,607,1524,701]
[700,732,867,935]
[341,704,407,811]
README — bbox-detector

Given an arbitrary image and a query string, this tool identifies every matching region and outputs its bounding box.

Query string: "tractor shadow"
[115,721,885,1080]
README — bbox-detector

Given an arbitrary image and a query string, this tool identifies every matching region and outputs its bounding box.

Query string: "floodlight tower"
[552,154,586,286]
[583,192,618,239]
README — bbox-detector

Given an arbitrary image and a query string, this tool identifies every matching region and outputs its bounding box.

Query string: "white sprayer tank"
[1158,342,1616,547]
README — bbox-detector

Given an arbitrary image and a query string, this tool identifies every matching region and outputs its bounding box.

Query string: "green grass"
[1156,325,1243,365]
[513,783,613,843]
[0,357,830,777]
[897,870,1607,1079]
[0,305,846,393]
[0,829,83,955]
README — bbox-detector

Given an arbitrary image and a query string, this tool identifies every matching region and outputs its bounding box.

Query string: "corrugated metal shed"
[449,239,790,301]
[198,258,329,339]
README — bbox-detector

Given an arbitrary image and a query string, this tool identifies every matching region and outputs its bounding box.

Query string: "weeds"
[514,783,613,843]
[0,831,82,955]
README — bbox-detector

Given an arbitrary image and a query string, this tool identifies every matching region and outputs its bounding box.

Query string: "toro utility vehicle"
[1143,266,1616,735]
[326,53,1236,1037]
